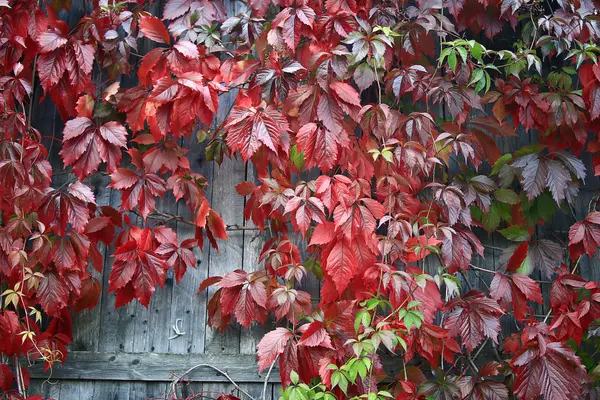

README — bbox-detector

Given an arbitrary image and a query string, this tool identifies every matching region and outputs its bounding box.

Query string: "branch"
[140,210,262,231]
[469,265,551,284]
[169,364,256,400]
[262,358,277,400]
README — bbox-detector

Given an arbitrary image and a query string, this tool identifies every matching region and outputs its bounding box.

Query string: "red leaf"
[512,341,588,400]
[207,209,229,240]
[60,118,128,179]
[225,104,291,161]
[257,327,293,372]
[108,230,168,308]
[296,122,340,172]
[298,321,333,348]
[310,221,336,246]
[67,180,95,204]
[198,276,222,293]
[38,30,68,52]
[511,273,543,303]
[139,13,170,44]
[0,364,13,391]
[324,238,357,295]
[444,291,503,352]
[507,241,529,272]
[108,161,167,219]
[37,272,69,316]
[75,277,102,312]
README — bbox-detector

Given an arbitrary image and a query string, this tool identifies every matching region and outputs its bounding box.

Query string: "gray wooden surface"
[23,2,600,399]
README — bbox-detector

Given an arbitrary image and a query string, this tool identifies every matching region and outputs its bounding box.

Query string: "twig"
[14,355,25,396]
[262,358,277,400]
[169,364,256,400]
[469,264,551,284]
[466,354,479,374]
[483,244,506,252]
[138,210,262,231]
[27,56,38,131]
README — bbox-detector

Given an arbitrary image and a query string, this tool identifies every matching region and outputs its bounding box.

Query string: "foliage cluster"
[2,0,600,399]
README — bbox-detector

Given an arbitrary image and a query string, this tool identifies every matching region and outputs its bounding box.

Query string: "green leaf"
[456,46,468,63]
[470,42,483,60]
[516,253,534,275]
[290,145,305,171]
[439,47,452,64]
[448,50,457,72]
[499,226,530,242]
[381,148,393,163]
[522,191,556,224]
[404,310,423,331]
[468,68,484,86]
[338,374,348,393]
[475,76,486,93]
[495,188,520,204]
[407,300,421,309]
[290,370,300,385]
[491,154,512,175]
[356,359,368,379]
[513,143,546,158]
[196,129,208,143]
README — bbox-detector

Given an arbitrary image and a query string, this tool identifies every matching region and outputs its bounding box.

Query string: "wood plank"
[174,381,203,400]
[55,380,94,399]
[28,352,277,383]
[168,138,213,355]
[203,0,245,354]
[93,381,131,400]
[71,174,111,352]
[27,352,411,385]
[240,164,270,355]
[134,381,168,400]
[98,189,138,352]
[28,379,61,399]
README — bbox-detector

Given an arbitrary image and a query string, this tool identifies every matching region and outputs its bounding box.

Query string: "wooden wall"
[20,1,600,399]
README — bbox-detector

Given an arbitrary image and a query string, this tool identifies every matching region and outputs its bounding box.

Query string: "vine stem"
[14,355,25,396]
[262,358,277,400]
[138,210,262,231]
[169,364,256,400]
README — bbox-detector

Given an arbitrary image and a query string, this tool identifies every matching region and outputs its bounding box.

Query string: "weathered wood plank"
[27,352,414,385]
[56,380,94,399]
[168,138,213,355]
[28,379,61,399]
[240,164,271,356]
[98,189,138,352]
[93,381,131,400]
[203,0,245,354]
[28,352,277,383]
[132,381,168,400]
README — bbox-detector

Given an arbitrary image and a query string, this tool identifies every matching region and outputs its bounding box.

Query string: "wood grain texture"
[203,0,246,355]
[168,137,213,356]
[28,352,279,383]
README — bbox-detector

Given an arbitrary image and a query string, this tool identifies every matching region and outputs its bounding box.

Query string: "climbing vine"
[2,0,600,399]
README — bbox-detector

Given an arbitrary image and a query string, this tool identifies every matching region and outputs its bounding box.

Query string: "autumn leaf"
[60,118,128,179]
[225,102,291,160]
[512,340,588,400]
[444,291,503,352]
[139,13,171,44]
[257,327,293,372]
